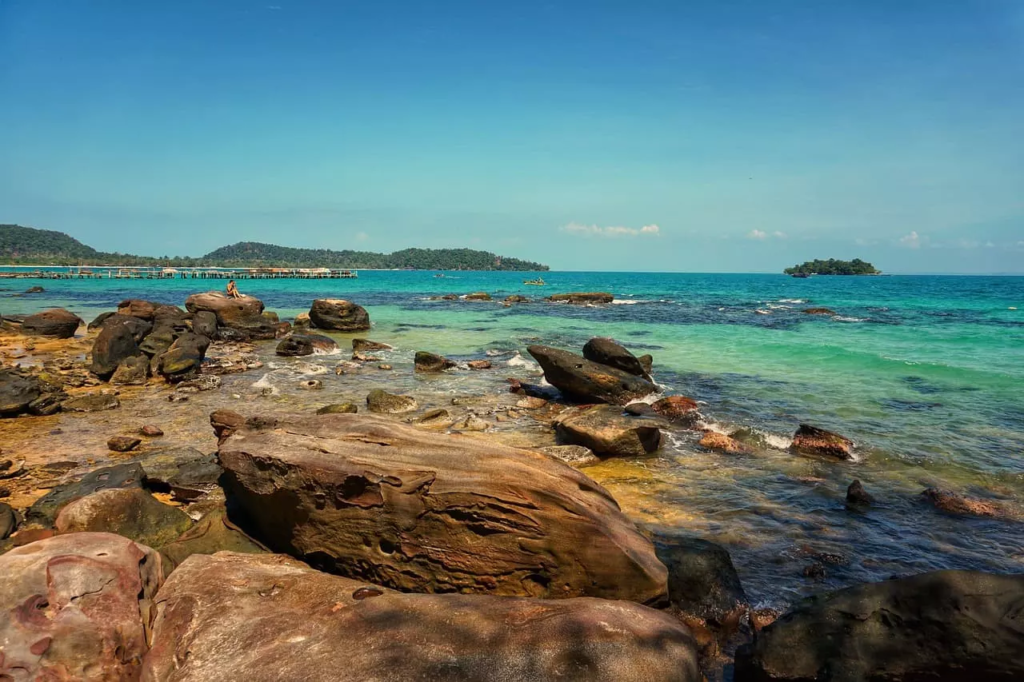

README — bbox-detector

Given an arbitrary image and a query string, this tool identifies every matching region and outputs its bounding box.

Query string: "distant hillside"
[784,258,880,276]
[0,225,548,271]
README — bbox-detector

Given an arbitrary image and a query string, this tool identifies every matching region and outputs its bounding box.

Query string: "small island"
[784,258,880,277]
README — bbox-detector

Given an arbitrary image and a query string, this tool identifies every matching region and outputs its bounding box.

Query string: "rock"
[167,459,224,501]
[0,502,16,539]
[55,487,194,547]
[87,311,116,330]
[846,479,874,510]
[638,354,654,375]
[61,392,120,412]
[699,431,751,454]
[308,298,370,331]
[108,435,142,452]
[210,409,247,442]
[803,307,837,316]
[538,445,601,467]
[0,368,65,416]
[378,363,392,370]
[583,337,651,378]
[26,462,145,527]
[624,402,656,416]
[185,291,265,328]
[516,396,548,409]
[353,338,392,352]
[299,379,323,390]
[141,424,164,437]
[653,534,748,629]
[292,312,311,330]
[143,552,697,682]
[117,298,160,320]
[467,359,492,370]
[790,424,854,460]
[352,351,380,362]
[651,395,700,424]
[453,414,490,431]
[366,388,417,413]
[548,292,614,304]
[276,333,339,357]
[921,488,1004,518]
[464,291,492,301]
[555,405,662,458]
[90,320,143,378]
[158,509,267,571]
[504,294,530,304]
[734,570,1024,682]
[218,413,668,603]
[0,459,26,480]
[176,374,221,392]
[158,332,211,381]
[110,354,150,385]
[21,307,83,338]
[414,350,457,372]
[95,313,154,341]
[0,533,163,681]
[412,408,454,428]
[152,304,190,329]
[134,446,210,492]
[138,323,178,357]
[192,310,218,337]
[24,285,44,294]
[528,345,658,405]
[317,403,359,415]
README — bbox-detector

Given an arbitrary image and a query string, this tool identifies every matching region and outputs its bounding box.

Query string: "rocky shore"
[1,291,1022,681]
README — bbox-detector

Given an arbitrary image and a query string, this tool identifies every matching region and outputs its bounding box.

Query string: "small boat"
[523,277,546,286]
[791,273,811,279]
[434,273,445,278]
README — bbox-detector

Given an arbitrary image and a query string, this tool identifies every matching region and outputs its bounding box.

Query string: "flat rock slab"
[27,462,145,526]
[556,405,663,458]
[142,552,698,682]
[217,412,667,604]
[0,532,163,681]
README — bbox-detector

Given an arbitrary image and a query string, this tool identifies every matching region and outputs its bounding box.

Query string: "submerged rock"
[921,487,1005,518]
[803,307,837,316]
[548,292,614,304]
[653,534,748,631]
[464,291,492,301]
[143,552,698,682]
[583,337,651,378]
[735,570,1024,682]
[846,479,874,510]
[54,487,194,548]
[316,402,359,415]
[61,392,120,413]
[651,395,699,424]
[467,359,492,370]
[308,298,370,332]
[217,412,668,603]
[528,344,658,405]
[414,350,457,372]
[555,405,662,458]
[352,338,392,352]
[21,307,83,338]
[276,333,339,357]
[790,424,854,460]
[538,444,601,467]
[366,388,417,414]
[699,431,751,455]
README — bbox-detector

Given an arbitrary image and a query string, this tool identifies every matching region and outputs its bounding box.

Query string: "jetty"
[0,266,358,280]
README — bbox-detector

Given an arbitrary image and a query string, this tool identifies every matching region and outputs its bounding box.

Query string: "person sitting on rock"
[226,279,241,299]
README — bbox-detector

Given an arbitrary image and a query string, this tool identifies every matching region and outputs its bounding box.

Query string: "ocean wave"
[833,316,867,323]
[755,309,771,315]
[506,352,540,371]
[251,373,279,396]
[778,298,807,304]
[611,299,653,305]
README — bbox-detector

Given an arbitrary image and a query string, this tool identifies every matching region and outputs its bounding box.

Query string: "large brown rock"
[555,405,663,457]
[548,292,614,304]
[735,570,1024,682]
[583,337,651,378]
[275,333,339,357]
[21,307,83,338]
[55,487,194,548]
[117,298,160,320]
[27,462,145,526]
[414,350,457,372]
[158,509,267,571]
[142,552,698,682]
[528,344,658,405]
[185,291,265,328]
[218,412,668,604]
[0,368,66,417]
[308,298,370,331]
[0,532,163,681]
[90,318,143,379]
[790,424,854,460]
[157,332,211,382]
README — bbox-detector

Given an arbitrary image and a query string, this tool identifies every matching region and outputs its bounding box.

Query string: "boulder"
[143,552,697,682]
[152,304,190,329]
[366,388,417,413]
[0,533,163,680]
[292,312,311,330]
[158,332,211,382]
[61,391,120,412]
[158,509,267,571]
[790,424,854,460]
[803,307,837,316]
[528,345,658,405]
[185,291,265,328]
[0,502,17,539]
[110,354,150,385]
[538,444,601,467]
[467,359,492,370]
[653,534,748,629]
[0,368,65,417]
[651,395,700,424]
[846,479,874,510]
[464,291,492,301]
[138,323,178,357]
[414,350,457,372]
[316,403,359,415]
[548,292,614,304]
[352,338,392,352]
[276,333,339,357]
[699,432,751,455]
[95,313,153,342]
[921,488,1005,518]
[87,311,116,331]
[638,354,654,375]
[117,298,160,320]
[55,487,194,548]
[218,412,668,603]
[90,319,142,378]
[555,405,662,458]
[735,570,1024,682]
[583,337,650,378]
[192,310,218,337]
[504,294,530,304]
[134,446,210,492]
[21,307,83,338]
[108,435,142,452]
[308,298,370,332]
[26,462,145,526]
[24,285,44,294]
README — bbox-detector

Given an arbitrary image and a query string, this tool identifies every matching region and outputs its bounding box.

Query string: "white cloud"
[561,222,661,238]
[747,229,767,240]
[899,231,922,249]
[354,231,369,243]
[773,231,787,239]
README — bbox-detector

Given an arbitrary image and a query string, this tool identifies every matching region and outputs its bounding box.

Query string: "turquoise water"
[3,271,1023,604]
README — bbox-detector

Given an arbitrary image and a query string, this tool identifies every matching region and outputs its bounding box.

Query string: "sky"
[1,0,1022,273]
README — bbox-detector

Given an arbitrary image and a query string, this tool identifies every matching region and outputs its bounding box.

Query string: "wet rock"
[0,460,26,480]
[26,462,145,526]
[555,405,662,458]
[276,333,339,357]
[167,459,224,502]
[158,509,267,571]
[366,388,417,413]
[191,310,218,337]
[921,487,1004,518]
[87,311,116,330]
[299,379,323,390]
[176,374,221,392]
[467,359,492,370]
[353,338,392,352]
[61,392,120,412]
[0,368,65,416]
[653,534,748,630]
[378,363,392,370]
[108,435,142,452]
[453,414,490,431]
[117,298,160,320]
[0,502,17,539]
[846,479,874,510]
[210,409,247,442]
[504,294,530,304]
[802,562,827,580]
[185,291,265,328]
[135,446,210,492]
[651,395,700,424]
[24,285,44,294]
[142,551,698,682]
[583,337,651,378]
[464,291,492,301]
[317,403,359,415]
[292,312,311,330]
[803,307,837,316]
[218,413,668,603]
[734,570,1024,682]
[538,444,601,467]
[352,351,381,362]
[55,487,194,547]
[516,396,548,409]
[638,354,654,375]
[412,408,454,428]
[90,320,143,378]
[308,298,370,332]
[699,431,751,454]
[414,350,457,372]
[0,532,163,681]
[528,344,658,405]
[790,424,854,460]
[21,307,83,338]
[548,292,614,304]
[158,332,211,382]
[110,354,150,385]
[141,424,164,437]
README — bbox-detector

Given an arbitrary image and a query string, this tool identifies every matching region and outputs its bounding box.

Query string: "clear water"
[3,271,1022,607]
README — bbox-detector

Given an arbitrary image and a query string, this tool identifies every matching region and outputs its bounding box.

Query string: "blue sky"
[1,0,1022,272]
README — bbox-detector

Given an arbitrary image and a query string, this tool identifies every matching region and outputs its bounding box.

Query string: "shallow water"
[2,271,1022,607]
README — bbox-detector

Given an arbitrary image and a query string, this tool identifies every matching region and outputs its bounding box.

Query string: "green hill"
[0,225,548,271]
[784,258,880,276]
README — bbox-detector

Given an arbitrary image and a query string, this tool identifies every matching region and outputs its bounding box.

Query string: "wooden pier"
[0,267,359,280]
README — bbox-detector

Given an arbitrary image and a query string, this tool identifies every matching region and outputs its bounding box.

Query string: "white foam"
[755,309,771,315]
[312,347,342,356]
[764,433,794,450]
[778,298,807,304]
[506,352,540,371]
[251,373,279,396]
[611,299,651,305]
[296,363,329,375]
[833,316,866,323]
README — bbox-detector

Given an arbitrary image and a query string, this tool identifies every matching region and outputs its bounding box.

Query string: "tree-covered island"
[784,258,880,276]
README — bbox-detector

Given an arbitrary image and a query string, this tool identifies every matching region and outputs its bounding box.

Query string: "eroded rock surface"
[555,405,662,458]
[528,345,657,405]
[308,298,370,332]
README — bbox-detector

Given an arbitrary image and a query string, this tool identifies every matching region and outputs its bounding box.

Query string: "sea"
[2,270,1023,608]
